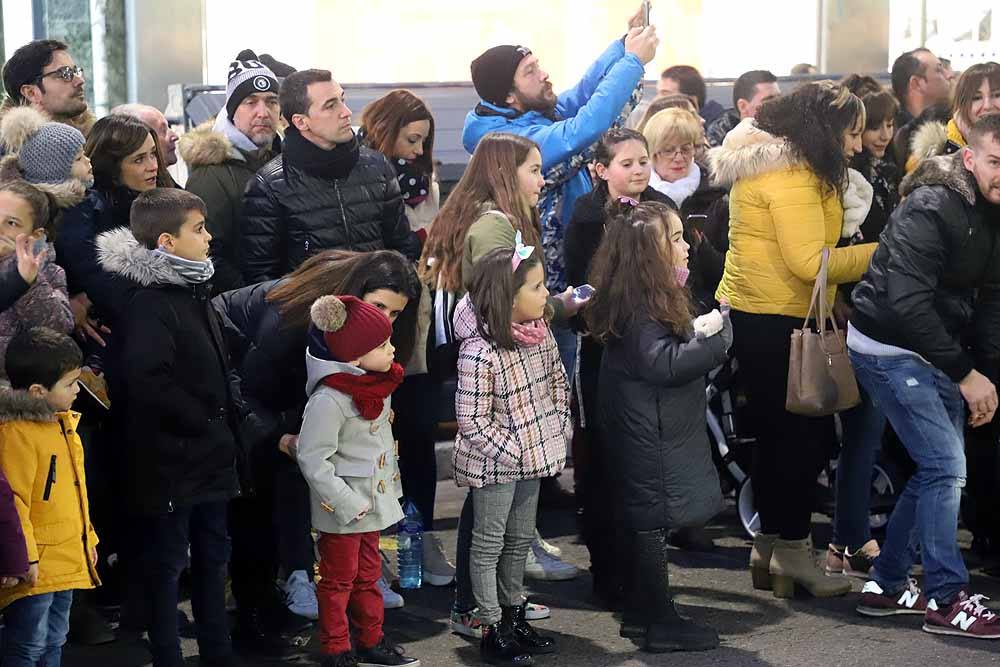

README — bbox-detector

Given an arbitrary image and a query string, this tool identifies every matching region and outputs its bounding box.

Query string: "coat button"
[377,480,386,494]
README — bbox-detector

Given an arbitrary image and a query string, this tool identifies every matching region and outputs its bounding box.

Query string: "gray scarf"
[212,107,259,154]
[153,249,215,285]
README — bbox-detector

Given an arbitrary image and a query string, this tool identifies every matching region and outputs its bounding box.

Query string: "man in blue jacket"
[464,14,658,377]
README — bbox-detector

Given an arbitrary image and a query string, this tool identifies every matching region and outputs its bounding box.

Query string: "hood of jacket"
[453,294,480,342]
[908,119,949,165]
[0,154,86,209]
[899,150,978,207]
[0,388,57,424]
[95,227,187,287]
[178,121,244,168]
[707,118,800,188]
[304,348,364,396]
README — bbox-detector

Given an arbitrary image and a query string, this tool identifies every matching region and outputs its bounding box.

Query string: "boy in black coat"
[96,189,241,667]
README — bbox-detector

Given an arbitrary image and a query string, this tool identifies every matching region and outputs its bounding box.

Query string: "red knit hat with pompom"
[310,295,392,362]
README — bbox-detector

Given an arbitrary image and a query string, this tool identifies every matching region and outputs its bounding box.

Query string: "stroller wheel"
[738,479,760,538]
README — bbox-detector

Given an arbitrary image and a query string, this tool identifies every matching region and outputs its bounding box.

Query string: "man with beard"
[1,40,95,138]
[181,55,283,294]
[847,113,1000,638]
[463,7,658,381]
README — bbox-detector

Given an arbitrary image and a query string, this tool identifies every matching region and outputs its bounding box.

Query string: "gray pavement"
[65,472,1000,666]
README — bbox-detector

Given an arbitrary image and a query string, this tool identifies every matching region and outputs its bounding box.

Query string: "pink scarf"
[512,319,548,347]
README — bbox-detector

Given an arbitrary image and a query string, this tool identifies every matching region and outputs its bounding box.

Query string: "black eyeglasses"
[36,65,84,83]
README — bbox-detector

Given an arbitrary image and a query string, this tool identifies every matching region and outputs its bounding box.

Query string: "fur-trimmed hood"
[900,150,977,207]
[707,118,800,188]
[0,98,96,138]
[0,388,57,424]
[178,121,243,168]
[95,227,187,287]
[0,154,86,208]
[908,119,950,165]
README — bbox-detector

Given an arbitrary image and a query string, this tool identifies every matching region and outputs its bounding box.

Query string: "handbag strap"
[801,248,845,352]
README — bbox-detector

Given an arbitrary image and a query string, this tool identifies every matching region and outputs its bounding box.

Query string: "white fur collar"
[649,162,701,208]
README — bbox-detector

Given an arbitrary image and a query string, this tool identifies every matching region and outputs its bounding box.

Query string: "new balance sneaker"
[282,570,318,620]
[826,540,879,578]
[923,591,1000,639]
[525,540,579,581]
[421,533,456,586]
[450,606,483,638]
[856,579,927,617]
[378,576,404,610]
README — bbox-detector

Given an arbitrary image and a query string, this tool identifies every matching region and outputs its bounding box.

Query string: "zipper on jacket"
[43,455,56,501]
[333,181,353,250]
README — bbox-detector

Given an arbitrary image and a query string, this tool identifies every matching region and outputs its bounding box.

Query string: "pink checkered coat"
[452,295,571,488]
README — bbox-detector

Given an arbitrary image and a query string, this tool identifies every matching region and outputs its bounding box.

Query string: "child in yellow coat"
[0,326,99,666]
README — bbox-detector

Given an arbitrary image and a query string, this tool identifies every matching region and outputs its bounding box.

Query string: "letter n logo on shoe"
[952,612,977,631]
[898,590,920,609]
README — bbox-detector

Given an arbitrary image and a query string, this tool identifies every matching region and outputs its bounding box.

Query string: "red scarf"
[321,362,405,420]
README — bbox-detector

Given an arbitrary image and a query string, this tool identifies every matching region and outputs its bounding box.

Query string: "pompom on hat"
[309,295,393,363]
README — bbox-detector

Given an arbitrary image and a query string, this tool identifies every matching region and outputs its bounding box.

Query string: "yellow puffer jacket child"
[0,389,99,609]
[710,118,876,318]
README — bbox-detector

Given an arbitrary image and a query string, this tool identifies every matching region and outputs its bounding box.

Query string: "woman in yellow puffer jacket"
[905,62,1000,173]
[710,82,876,600]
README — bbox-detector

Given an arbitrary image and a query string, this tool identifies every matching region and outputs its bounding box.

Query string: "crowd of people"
[2,4,1000,666]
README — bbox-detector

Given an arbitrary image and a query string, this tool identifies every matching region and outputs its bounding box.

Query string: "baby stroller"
[705,356,908,538]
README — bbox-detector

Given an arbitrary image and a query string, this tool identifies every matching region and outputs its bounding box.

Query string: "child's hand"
[278,434,299,459]
[25,563,38,587]
[14,234,46,285]
[0,575,21,588]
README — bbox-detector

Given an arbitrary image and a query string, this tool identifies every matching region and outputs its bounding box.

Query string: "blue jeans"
[832,387,886,549]
[551,324,577,383]
[1,590,73,667]
[141,501,232,667]
[850,350,968,603]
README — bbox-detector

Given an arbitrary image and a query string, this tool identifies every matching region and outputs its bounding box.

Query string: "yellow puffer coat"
[0,390,99,609]
[709,119,876,318]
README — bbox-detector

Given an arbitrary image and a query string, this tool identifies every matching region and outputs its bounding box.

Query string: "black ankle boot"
[633,528,719,653]
[481,621,533,666]
[504,604,557,654]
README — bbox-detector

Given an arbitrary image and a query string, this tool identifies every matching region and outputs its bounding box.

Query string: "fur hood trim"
[900,150,977,206]
[0,100,95,139]
[0,155,87,209]
[908,120,949,165]
[0,389,57,424]
[96,227,187,287]
[707,118,800,188]
[0,106,46,154]
[178,122,242,168]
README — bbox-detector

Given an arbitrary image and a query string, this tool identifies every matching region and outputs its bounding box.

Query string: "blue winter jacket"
[462,39,645,290]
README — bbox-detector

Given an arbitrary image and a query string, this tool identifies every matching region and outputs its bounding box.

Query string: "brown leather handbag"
[786,248,861,416]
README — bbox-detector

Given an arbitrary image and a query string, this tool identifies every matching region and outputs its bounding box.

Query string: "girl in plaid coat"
[453,245,571,666]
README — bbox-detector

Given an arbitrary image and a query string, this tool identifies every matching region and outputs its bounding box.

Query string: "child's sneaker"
[450,606,483,638]
[378,575,404,609]
[321,651,359,667]
[282,570,318,620]
[525,540,579,581]
[356,637,420,666]
[421,533,456,586]
[923,590,1000,639]
[524,600,551,621]
[534,530,562,559]
[856,579,927,617]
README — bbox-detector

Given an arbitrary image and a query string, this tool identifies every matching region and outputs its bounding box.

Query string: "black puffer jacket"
[851,151,1000,383]
[239,129,421,283]
[97,228,241,515]
[599,312,729,530]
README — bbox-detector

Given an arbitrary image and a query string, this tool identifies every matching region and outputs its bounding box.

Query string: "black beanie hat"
[225,49,279,121]
[260,54,297,79]
[471,45,532,107]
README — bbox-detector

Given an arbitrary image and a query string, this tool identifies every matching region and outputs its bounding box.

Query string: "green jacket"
[179,122,278,294]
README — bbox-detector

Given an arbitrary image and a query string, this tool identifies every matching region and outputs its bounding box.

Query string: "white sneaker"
[525,539,580,581]
[525,601,551,620]
[282,569,318,620]
[422,533,456,586]
[534,530,562,559]
[378,575,404,609]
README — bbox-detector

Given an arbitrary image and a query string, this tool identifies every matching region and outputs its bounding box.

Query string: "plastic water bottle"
[397,500,423,589]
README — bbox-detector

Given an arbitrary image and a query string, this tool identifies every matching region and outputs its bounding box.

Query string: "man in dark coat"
[182,54,282,294]
[848,114,1000,638]
[239,69,420,284]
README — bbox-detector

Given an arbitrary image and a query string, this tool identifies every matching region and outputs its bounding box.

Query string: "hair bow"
[618,196,639,207]
[511,230,535,272]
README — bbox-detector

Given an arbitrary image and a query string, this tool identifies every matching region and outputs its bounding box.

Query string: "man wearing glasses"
[1,39,93,138]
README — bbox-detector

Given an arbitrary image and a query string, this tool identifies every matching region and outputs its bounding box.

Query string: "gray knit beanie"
[226,51,279,121]
[0,106,85,184]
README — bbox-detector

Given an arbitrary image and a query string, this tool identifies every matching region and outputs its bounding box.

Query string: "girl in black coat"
[585,201,731,654]
[213,249,419,648]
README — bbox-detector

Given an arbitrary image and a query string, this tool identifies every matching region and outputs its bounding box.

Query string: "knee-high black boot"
[632,528,720,653]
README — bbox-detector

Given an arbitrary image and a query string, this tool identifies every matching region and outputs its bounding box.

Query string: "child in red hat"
[296,295,419,667]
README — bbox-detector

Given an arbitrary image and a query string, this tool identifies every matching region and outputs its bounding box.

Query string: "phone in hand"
[686,214,708,234]
[573,284,596,302]
[642,0,652,27]
[31,233,47,255]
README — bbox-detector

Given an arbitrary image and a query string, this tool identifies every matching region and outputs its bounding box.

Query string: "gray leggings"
[470,479,540,625]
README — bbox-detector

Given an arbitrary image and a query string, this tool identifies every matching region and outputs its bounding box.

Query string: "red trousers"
[316,530,384,655]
